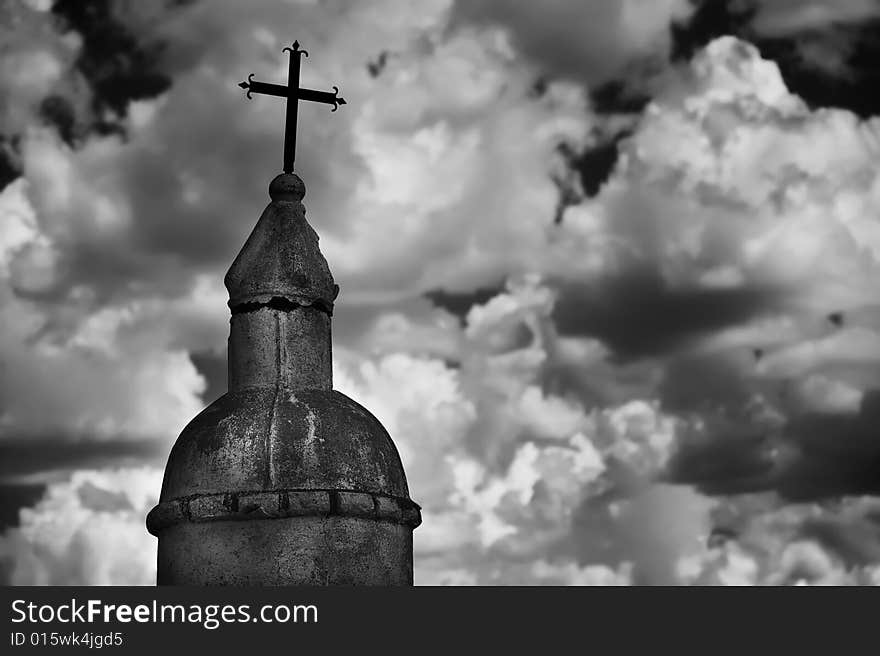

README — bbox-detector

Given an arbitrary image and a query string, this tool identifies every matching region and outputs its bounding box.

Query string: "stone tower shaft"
[225,174,336,393]
[147,174,421,585]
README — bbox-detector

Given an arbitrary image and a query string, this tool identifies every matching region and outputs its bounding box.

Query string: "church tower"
[146,172,421,584]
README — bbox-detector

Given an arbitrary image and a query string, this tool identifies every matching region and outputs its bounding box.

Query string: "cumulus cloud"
[334,276,711,584]
[575,36,880,504]
[0,467,161,585]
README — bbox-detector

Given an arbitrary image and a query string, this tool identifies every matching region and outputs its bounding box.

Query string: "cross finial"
[239,40,347,173]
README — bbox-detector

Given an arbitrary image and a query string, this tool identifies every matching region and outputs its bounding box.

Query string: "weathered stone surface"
[156,388,411,500]
[149,172,419,586]
[157,517,413,586]
[224,174,338,310]
[268,172,305,202]
[228,306,332,390]
[146,489,420,533]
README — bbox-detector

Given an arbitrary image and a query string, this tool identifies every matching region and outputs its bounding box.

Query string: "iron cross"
[239,41,346,173]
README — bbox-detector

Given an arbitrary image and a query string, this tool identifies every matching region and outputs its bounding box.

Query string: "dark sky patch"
[551,272,778,360]
[0,137,20,192]
[555,133,630,212]
[670,0,757,62]
[0,483,46,532]
[589,79,652,115]
[750,20,880,118]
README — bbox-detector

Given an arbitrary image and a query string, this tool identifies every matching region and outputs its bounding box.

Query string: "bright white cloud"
[0,467,161,585]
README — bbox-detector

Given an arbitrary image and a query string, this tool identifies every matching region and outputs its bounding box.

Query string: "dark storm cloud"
[0,437,164,480]
[668,390,880,501]
[551,271,779,360]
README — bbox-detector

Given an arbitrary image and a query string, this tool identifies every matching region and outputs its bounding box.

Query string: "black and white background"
[1,0,880,586]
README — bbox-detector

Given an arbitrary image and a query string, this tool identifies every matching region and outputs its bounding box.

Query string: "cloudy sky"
[1,0,880,586]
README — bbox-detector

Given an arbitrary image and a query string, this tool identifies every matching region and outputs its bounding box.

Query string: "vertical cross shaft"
[283,45,303,174]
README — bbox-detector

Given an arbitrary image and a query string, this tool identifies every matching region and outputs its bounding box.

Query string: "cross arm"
[239,77,289,99]
[298,86,347,109]
[239,75,347,110]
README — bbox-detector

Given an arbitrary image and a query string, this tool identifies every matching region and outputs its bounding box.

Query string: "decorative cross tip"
[330,86,346,112]
[283,41,309,57]
[238,73,256,99]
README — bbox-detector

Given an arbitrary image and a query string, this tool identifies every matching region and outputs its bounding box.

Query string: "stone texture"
[148,173,420,585]
[157,517,413,586]
[156,388,412,500]
[228,306,332,391]
[224,173,338,311]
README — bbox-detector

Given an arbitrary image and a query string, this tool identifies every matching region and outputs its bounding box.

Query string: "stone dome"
[158,388,411,500]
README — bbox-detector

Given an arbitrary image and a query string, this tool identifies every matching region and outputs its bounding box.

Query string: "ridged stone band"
[146,489,422,536]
